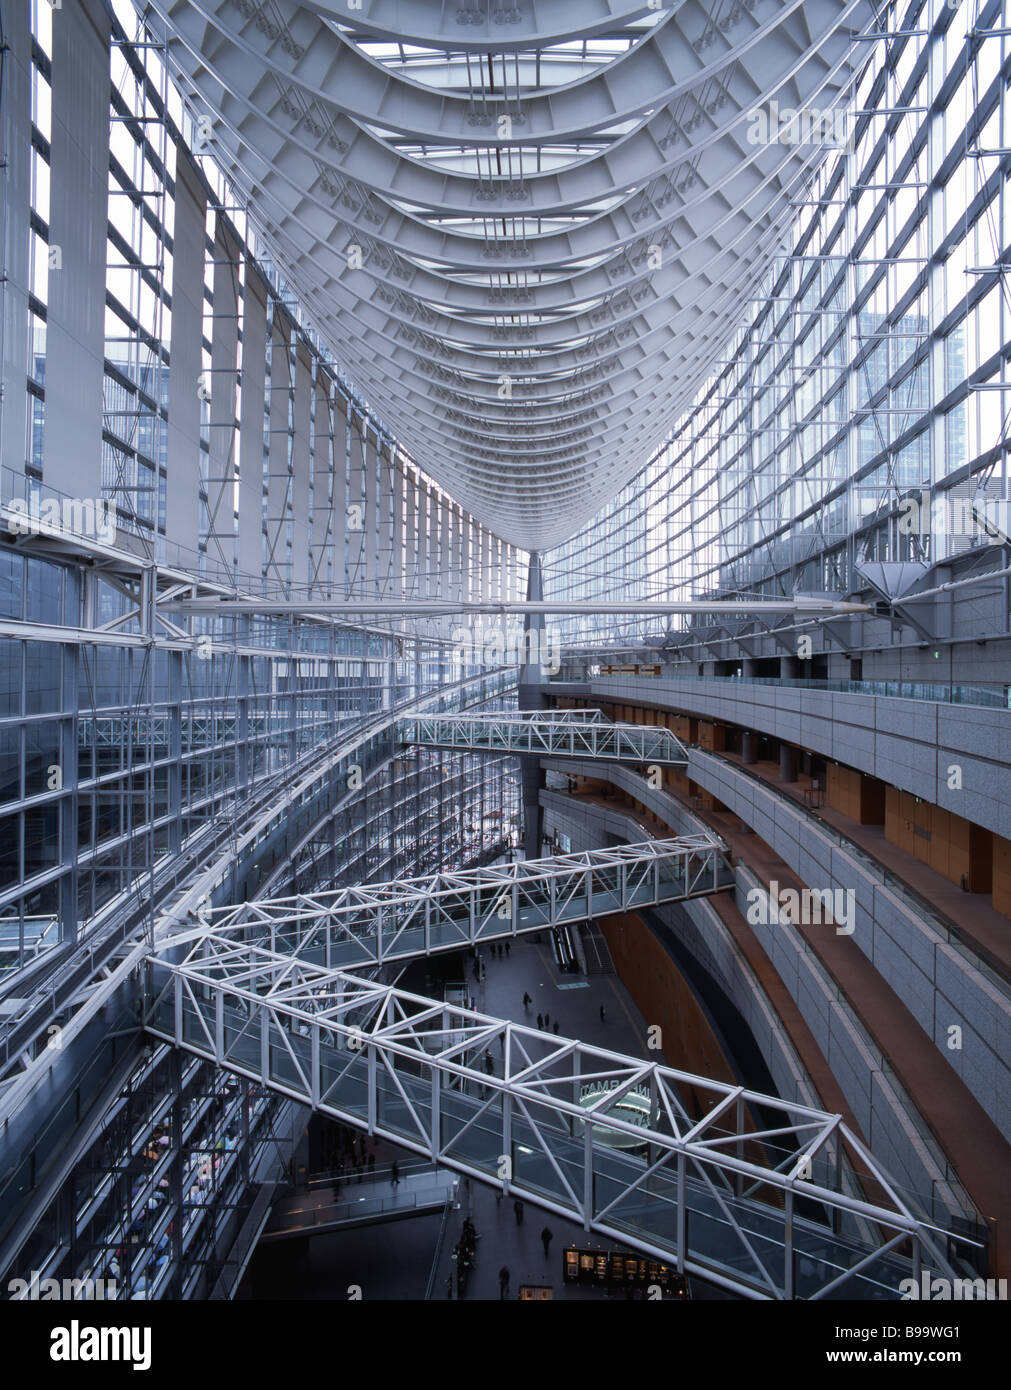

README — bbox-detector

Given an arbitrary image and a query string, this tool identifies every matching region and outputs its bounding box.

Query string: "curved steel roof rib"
[300,2,674,52]
[151,0,875,550]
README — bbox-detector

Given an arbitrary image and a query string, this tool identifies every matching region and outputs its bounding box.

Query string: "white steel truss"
[144,940,962,1300]
[176,837,731,970]
[154,597,873,616]
[143,0,879,550]
[400,710,688,764]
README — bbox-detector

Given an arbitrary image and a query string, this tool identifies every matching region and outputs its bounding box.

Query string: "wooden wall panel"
[827,765,861,820]
[994,836,1011,916]
[697,721,725,752]
[597,912,737,1120]
[886,789,991,893]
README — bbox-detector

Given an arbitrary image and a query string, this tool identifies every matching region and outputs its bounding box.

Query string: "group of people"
[521,993,607,1032]
[309,1121,385,1202]
[470,938,511,984]
[450,1217,479,1295]
[316,1121,374,1174]
[520,992,563,1035]
[447,1196,558,1299]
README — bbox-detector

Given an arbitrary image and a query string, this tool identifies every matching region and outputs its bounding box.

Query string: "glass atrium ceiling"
[148,0,878,550]
[342,22,663,91]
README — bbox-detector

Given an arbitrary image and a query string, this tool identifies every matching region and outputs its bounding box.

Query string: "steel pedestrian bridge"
[179,837,733,971]
[144,940,959,1301]
[399,711,688,767]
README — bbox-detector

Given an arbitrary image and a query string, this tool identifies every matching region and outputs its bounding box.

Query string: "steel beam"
[155,599,872,616]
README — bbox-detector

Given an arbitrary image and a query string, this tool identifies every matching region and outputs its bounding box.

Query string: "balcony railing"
[553,670,1011,710]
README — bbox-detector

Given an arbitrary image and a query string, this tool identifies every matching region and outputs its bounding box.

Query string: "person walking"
[522,991,532,1010]
[599,1005,606,1023]
[552,1021,559,1034]
[513,1198,524,1226]
[536,1013,543,1030]
[499,1265,510,1300]
[505,941,510,957]
[543,1013,550,1029]
[541,1226,553,1258]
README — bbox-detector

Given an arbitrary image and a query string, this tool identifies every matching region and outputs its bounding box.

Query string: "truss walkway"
[144,942,960,1301]
[178,838,733,971]
[399,711,688,766]
[261,1163,456,1242]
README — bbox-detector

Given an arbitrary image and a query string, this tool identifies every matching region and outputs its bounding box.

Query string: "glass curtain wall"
[544,0,1010,662]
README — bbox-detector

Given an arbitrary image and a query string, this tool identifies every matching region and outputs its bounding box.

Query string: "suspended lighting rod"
[159,598,871,616]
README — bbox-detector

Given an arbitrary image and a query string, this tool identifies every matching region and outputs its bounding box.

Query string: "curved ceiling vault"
[148,0,876,551]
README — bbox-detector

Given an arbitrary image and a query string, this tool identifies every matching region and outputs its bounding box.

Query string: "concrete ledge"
[689,748,1011,1138]
[578,676,1011,841]
[541,789,974,1226]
